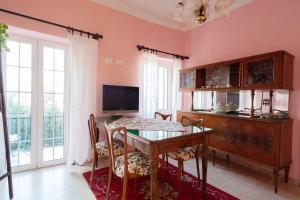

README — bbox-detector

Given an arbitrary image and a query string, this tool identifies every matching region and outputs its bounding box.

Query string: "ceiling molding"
[91,0,254,32]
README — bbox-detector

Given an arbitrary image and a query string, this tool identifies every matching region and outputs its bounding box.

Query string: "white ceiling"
[91,0,254,31]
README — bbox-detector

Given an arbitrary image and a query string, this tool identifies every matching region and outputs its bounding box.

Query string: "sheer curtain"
[172,59,182,120]
[68,35,98,165]
[142,52,182,119]
[142,53,159,118]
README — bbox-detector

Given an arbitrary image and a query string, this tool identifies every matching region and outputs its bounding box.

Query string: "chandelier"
[170,0,234,25]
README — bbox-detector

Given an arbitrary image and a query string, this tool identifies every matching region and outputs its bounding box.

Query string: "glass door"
[4,35,37,171]
[38,41,67,167]
[4,34,67,171]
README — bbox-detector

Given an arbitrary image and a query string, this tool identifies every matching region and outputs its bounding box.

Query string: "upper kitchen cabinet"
[179,68,196,91]
[204,61,241,89]
[179,68,207,91]
[242,51,294,90]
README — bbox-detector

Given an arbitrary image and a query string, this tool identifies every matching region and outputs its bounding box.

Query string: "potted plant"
[0,22,13,199]
[0,23,9,50]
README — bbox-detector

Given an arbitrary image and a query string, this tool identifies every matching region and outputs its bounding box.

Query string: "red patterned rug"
[83,164,239,200]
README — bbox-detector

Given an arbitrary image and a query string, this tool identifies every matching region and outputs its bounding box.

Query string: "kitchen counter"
[178,110,289,123]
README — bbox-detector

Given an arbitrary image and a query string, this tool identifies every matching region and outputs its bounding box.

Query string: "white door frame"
[4,34,69,172]
[37,40,69,168]
[4,34,38,173]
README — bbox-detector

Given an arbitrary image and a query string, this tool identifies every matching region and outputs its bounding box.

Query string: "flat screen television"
[102,85,139,112]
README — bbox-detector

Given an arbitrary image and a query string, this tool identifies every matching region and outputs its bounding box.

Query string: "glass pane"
[20,43,32,67]
[44,70,54,93]
[6,41,19,66]
[19,141,31,166]
[19,93,31,114]
[54,71,64,93]
[6,66,19,92]
[54,94,64,116]
[6,92,19,114]
[19,68,32,92]
[54,49,65,71]
[43,47,54,70]
[158,67,168,110]
[43,139,54,162]
[226,92,240,108]
[43,116,54,162]
[44,94,54,116]
[206,65,230,88]
[54,138,64,160]
[43,117,54,140]
[54,117,64,138]
[9,115,32,167]
[247,58,274,85]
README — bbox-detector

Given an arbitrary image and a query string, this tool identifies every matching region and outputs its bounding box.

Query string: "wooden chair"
[154,112,172,121]
[88,114,124,187]
[105,123,153,200]
[154,112,172,165]
[167,116,204,190]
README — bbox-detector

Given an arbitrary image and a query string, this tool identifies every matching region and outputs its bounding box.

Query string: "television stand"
[110,115,123,120]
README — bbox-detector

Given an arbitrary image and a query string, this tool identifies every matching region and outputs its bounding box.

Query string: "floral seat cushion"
[168,147,196,161]
[114,152,151,177]
[96,139,124,157]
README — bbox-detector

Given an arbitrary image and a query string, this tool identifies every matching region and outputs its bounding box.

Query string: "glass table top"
[127,126,212,142]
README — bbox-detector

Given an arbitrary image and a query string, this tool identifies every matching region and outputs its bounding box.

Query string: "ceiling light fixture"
[170,0,234,25]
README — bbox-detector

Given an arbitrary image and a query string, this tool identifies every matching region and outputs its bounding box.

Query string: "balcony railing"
[7,114,64,167]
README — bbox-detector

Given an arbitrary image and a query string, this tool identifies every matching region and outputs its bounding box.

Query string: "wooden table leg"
[202,139,208,194]
[150,146,159,200]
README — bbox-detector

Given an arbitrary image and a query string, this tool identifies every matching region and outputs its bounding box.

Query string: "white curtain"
[142,53,159,118]
[68,35,98,165]
[172,59,182,120]
[142,52,182,119]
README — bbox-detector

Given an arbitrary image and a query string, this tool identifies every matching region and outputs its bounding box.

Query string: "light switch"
[105,58,113,64]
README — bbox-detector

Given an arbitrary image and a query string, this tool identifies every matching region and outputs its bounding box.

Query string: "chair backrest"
[88,114,98,157]
[154,112,172,121]
[104,123,128,174]
[181,116,204,129]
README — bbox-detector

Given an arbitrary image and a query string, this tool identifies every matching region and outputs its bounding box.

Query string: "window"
[226,92,240,107]
[193,91,214,110]
[143,54,182,118]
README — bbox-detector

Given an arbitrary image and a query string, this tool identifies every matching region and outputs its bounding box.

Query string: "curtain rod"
[0,8,103,40]
[137,45,189,60]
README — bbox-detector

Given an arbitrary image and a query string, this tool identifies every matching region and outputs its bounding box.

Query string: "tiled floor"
[0,157,299,200]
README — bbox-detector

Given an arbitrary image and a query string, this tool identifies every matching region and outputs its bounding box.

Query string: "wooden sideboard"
[179,51,294,91]
[177,111,293,193]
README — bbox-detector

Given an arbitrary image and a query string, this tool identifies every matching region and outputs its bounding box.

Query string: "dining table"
[96,117,214,200]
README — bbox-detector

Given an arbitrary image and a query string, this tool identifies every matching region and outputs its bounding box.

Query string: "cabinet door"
[243,53,283,89]
[179,69,195,90]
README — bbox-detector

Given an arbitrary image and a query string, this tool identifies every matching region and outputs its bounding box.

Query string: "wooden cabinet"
[177,111,293,193]
[180,51,294,91]
[242,51,294,90]
[179,68,195,90]
[204,61,241,89]
[179,68,207,91]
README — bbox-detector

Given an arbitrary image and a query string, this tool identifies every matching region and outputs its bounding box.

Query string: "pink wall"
[0,0,299,181]
[0,0,185,115]
[183,0,300,180]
